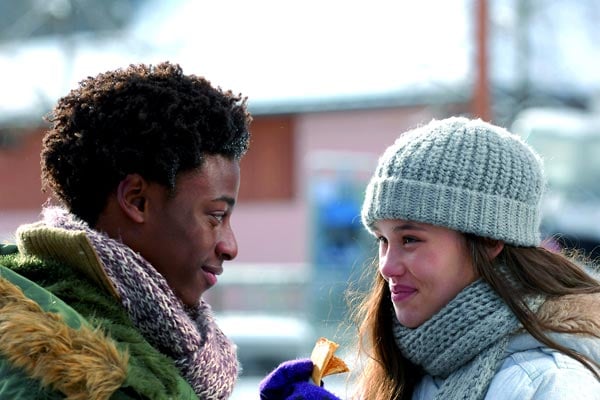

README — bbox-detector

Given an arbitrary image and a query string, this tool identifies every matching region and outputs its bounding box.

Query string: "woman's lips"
[390,285,417,302]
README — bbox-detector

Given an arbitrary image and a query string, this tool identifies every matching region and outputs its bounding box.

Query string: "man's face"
[140,155,240,306]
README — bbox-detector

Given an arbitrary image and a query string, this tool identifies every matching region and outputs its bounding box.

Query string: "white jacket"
[413,333,600,399]
[413,292,600,400]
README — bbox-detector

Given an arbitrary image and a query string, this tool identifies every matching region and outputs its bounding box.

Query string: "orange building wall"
[0,128,48,209]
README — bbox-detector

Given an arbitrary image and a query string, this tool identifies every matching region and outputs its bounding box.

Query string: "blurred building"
[1,1,600,385]
[4,0,600,263]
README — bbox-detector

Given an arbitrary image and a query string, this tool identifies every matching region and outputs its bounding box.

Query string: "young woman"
[260,116,600,400]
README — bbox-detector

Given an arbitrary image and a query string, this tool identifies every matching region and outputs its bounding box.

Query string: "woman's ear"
[116,174,147,223]
[486,240,505,260]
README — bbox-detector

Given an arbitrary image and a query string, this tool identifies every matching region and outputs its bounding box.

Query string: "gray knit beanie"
[361,117,545,246]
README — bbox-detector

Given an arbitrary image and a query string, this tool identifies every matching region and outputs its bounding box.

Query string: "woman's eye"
[376,236,388,244]
[212,214,225,223]
[402,236,417,245]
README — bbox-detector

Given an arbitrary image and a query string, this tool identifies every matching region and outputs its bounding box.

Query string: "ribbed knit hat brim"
[363,177,541,247]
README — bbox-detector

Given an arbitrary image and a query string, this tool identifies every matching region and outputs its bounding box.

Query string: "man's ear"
[116,174,147,223]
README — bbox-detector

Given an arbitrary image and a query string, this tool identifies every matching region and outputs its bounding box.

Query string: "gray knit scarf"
[393,279,542,400]
[42,207,238,400]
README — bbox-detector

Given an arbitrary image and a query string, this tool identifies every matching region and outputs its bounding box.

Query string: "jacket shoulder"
[0,263,199,399]
[486,347,600,399]
[0,264,129,399]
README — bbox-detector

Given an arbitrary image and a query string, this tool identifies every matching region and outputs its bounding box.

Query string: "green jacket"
[0,243,198,399]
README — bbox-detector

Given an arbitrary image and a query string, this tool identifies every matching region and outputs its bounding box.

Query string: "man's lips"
[201,265,223,286]
[202,265,223,275]
[390,284,417,302]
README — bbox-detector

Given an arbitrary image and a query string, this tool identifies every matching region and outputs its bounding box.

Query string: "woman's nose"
[379,249,404,279]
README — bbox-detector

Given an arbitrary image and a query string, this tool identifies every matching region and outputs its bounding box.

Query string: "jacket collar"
[16,222,120,299]
[508,292,600,366]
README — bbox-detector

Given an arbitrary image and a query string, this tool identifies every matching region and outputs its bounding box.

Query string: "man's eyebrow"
[213,195,236,207]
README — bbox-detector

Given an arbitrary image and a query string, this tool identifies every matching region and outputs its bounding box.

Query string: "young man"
[0,62,252,399]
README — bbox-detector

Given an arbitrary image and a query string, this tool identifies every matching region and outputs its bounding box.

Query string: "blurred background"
[1,0,599,398]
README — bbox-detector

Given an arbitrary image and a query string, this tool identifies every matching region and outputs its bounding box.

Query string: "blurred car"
[215,312,312,399]
[208,262,358,398]
[512,106,600,258]
[216,312,356,399]
[216,312,315,377]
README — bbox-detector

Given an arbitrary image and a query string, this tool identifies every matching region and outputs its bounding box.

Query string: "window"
[238,115,295,201]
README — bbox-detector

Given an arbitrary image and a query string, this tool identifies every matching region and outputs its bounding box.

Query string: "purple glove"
[259,358,341,400]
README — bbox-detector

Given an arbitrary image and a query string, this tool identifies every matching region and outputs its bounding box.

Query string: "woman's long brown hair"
[349,235,600,400]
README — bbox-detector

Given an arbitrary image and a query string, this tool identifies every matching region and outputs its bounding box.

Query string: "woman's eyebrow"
[392,223,426,233]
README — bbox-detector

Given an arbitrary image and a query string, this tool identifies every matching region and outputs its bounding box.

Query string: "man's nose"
[217,227,238,261]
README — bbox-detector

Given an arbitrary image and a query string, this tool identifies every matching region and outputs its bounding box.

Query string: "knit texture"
[362,117,545,246]
[393,279,543,400]
[17,207,239,400]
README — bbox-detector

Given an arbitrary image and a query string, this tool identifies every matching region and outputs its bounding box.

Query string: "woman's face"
[373,219,478,328]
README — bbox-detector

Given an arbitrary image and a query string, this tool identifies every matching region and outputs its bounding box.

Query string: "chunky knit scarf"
[40,207,238,400]
[393,279,542,400]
